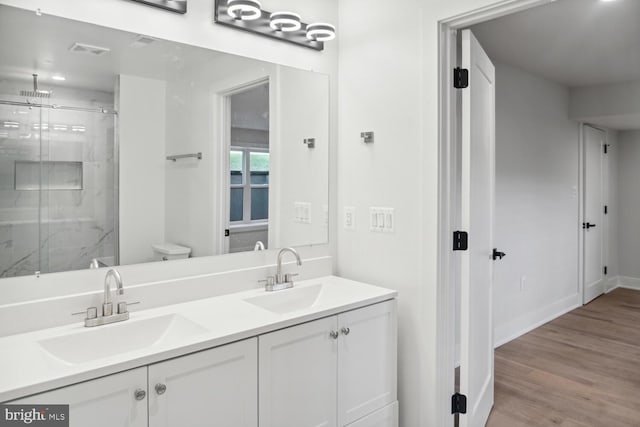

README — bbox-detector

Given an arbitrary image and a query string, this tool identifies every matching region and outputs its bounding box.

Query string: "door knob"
[341,327,350,336]
[134,389,146,401]
[492,248,506,261]
[155,383,167,395]
[583,222,596,229]
[329,330,339,339]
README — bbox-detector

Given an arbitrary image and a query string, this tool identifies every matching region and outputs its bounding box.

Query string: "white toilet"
[152,243,192,261]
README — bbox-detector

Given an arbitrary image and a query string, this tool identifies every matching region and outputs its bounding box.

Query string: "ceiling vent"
[69,42,111,56]
[130,35,156,48]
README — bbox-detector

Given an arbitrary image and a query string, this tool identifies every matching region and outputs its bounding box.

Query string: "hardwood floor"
[487,288,640,427]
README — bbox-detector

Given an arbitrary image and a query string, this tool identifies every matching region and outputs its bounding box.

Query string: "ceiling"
[471,0,640,88]
[0,4,258,94]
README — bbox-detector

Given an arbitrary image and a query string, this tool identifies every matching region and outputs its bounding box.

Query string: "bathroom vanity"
[0,276,398,427]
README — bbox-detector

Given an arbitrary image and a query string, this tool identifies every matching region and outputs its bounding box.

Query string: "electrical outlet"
[344,207,356,230]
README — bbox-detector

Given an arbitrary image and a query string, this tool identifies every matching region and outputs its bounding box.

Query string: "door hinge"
[604,266,608,276]
[453,231,468,251]
[451,393,467,414]
[604,205,608,215]
[604,144,609,154]
[224,229,230,237]
[453,67,469,89]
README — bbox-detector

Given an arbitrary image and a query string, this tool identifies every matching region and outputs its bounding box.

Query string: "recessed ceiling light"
[52,75,66,81]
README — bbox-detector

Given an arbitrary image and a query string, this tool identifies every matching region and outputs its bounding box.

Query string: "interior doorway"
[582,125,608,304]
[222,81,270,254]
[438,1,640,426]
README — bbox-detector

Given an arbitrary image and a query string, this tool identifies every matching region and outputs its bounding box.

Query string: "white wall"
[491,63,581,345]
[118,74,166,265]
[272,67,330,248]
[570,81,640,130]
[617,130,640,279]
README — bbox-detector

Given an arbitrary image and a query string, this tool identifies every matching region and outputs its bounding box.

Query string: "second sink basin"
[38,314,209,365]
[244,283,323,314]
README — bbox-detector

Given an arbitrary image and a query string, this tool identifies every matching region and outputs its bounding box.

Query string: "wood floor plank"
[486,289,640,427]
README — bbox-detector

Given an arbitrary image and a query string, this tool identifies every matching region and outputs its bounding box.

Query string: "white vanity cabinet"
[259,300,398,427]
[12,368,148,427]
[10,338,257,427]
[147,338,257,427]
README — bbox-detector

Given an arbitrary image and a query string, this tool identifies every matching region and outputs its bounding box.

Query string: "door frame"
[212,72,273,255]
[436,1,552,426]
[578,123,610,303]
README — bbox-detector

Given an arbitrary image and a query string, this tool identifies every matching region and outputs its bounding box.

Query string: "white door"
[583,125,607,304]
[12,368,148,427]
[259,316,338,427]
[337,300,397,426]
[459,29,496,427]
[148,338,257,427]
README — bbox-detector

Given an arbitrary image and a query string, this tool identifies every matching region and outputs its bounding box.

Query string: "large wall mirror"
[0,4,329,279]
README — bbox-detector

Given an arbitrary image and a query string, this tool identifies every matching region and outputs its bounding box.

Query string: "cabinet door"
[345,401,398,427]
[259,316,338,427]
[11,368,147,427]
[148,338,257,427]
[338,300,397,426]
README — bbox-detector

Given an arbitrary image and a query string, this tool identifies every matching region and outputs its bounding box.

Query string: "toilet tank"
[152,243,192,261]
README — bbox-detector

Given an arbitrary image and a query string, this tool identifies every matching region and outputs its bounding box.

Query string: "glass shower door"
[0,103,45,278]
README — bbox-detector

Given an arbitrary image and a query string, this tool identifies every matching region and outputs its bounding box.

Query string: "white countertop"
[0,275,396,402]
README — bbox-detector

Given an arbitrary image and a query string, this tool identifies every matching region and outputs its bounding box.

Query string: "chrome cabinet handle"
[329,330,339,339]
[155,383,167,395]
[341,327,350,336]
[134,389,146,401]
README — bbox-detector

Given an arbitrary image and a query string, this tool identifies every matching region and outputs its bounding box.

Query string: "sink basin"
[38,314,209,364]
[244,283,323,314]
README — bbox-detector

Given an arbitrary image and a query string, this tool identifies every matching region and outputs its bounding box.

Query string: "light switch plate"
[344,207,356,230]
[294,202,312,224]
[370,207,395,233]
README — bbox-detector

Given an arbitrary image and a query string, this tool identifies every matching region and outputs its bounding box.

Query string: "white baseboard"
[605,276,621,293]
[617,276,640,291]
[493,293,581,348]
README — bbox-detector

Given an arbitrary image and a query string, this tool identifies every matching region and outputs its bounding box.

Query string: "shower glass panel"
[0,101,117,278]
[0,103,43,277]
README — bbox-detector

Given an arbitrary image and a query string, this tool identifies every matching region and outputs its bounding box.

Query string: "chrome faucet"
[260,247,303,292]
[102,268,124,317]
[74,268,133,327]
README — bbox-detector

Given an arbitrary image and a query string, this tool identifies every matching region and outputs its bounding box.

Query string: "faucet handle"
[72,307,98,320]
[117,301,140,315]
[259,276,276,287]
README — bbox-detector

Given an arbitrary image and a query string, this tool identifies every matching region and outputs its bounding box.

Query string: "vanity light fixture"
[306,23,336,42]
[269,12,302,32]
[227,0,262,21]
[214,0,336,51]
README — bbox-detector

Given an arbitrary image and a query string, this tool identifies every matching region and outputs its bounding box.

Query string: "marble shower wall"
[0,81,116,278]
